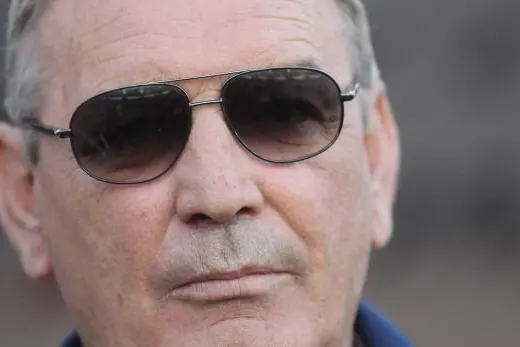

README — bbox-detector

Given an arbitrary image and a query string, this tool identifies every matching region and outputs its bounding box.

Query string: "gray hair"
[3,0,380,162]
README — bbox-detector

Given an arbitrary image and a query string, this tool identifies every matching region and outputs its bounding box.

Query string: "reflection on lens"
[70,84,191,183]
[221,68,344,162]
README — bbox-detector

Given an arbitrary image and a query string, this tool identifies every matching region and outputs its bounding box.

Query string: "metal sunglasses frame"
[23,66,361,184]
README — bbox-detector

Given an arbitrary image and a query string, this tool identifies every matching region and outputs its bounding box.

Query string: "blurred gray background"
[1,1,519,346]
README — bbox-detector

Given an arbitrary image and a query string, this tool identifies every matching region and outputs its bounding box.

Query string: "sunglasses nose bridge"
[189,98,224,108]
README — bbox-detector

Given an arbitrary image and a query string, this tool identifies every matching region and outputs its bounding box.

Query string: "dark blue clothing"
[61,301,413,347]
[355,302,413,347]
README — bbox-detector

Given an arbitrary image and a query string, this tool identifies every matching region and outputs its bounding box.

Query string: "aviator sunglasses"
[25,67,360,184]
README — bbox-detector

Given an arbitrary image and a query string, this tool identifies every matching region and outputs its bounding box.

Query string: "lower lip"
[168,273,293,302]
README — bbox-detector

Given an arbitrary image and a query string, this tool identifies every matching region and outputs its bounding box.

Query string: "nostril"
[186,207,255,225]
[189,213,211,224]
[238,207,254,215]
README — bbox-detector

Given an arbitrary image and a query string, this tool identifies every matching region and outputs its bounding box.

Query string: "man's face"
[1,0,399,346]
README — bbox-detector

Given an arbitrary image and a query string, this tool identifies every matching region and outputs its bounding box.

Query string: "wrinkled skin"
[0,0,400,346]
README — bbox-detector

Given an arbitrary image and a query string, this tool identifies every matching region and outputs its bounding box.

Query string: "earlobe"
[364,85,400,249]
[0,124,51,279]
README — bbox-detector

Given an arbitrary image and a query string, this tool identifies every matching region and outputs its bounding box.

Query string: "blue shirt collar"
[61,301,413,347]
[355,301,414,347]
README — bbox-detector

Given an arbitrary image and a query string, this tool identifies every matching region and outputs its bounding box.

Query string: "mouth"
[167,267,294,303]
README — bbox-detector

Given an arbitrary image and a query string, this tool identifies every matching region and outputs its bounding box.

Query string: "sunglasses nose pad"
[185,103,238,154]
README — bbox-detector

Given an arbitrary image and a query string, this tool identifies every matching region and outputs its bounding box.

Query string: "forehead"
[37,0,351,119]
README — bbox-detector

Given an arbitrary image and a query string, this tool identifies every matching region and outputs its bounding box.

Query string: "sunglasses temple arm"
[27,122,72,139]
[340,82,361,102]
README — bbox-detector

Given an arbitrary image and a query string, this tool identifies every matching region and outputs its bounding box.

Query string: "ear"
[363,83,400,249]
[0,124,51,279]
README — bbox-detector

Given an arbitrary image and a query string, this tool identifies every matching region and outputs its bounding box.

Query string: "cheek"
[263,127,372,241]
[34,167,176,340]
[260,126,373,293]
[34,159,174,297]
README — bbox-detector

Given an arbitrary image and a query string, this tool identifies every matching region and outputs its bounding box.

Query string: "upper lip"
[173,266,287,290]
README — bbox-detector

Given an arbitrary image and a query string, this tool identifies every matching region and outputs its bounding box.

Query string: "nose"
[171,104,264,225]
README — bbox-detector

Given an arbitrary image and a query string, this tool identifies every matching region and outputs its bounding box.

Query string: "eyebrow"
[284,58,323,71]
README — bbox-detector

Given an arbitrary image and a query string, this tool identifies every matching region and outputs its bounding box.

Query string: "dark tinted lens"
[70,84,191,183]
[221,68,343,162]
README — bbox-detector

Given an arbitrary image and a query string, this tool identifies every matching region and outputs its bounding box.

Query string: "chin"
[168,325,318,347]
[152,312,323,347]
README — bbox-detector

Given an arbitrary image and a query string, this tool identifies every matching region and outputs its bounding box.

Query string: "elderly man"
[0,0,410,346]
